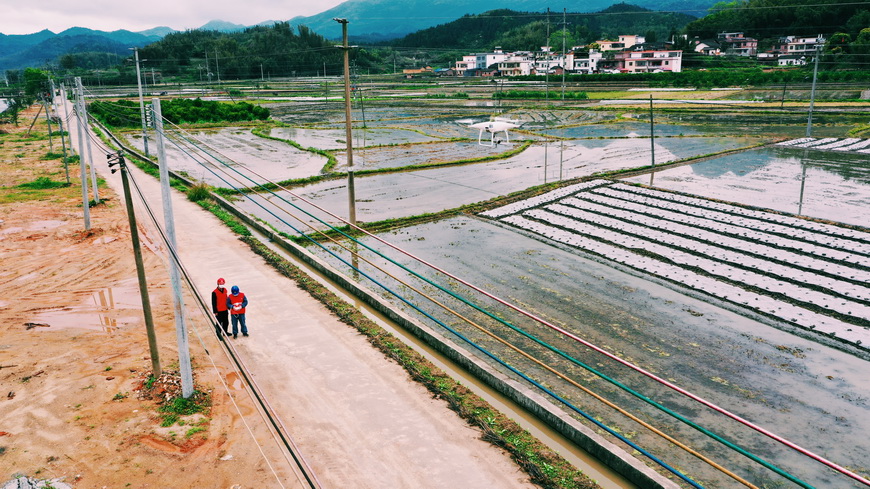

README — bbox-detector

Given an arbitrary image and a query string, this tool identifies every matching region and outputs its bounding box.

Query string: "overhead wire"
[173,127,819,486]
[151,122,708,489]
[102,86,864,486]
[122,150,322,489]
[73,94,322,488]
[153,120,766,487]
[151,113,816,487]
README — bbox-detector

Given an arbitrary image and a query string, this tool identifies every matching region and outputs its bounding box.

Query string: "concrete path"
[64,93,536,489]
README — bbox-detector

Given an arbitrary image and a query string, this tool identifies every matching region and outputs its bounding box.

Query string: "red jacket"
[228,292,247,315]
[212,287,229,313]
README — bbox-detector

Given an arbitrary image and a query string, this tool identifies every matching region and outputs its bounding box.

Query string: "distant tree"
[549,29,577,52]
[827,32,851,54]
[853,27,870,57]
[645,30,658,43]
[59,54,76,69]
[23,68,50,100]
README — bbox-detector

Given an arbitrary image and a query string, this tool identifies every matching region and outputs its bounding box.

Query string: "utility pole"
[545,8,550,101]
[49,79,70,183]
[152,98,194,398]
[806,45,820,137]
[215,48,221,85]
[79,81,99,204]
[335,18,357,226]
[40,97,54,152]
[561,8,568,101]
[74,77,91,231]
[108,152,161,377]
[649,94,656,186]
[132,47,150,157]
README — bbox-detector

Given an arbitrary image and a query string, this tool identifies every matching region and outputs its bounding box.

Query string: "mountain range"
[0,0,718,71]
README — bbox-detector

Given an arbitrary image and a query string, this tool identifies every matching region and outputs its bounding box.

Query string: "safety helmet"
[217,278,226,285]
[231,285,239,294]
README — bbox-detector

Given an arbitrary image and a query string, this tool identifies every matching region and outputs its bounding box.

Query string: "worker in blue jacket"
[226,285,249,339]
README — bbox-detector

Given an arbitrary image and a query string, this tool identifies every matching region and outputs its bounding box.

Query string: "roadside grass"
[16,176,69,190]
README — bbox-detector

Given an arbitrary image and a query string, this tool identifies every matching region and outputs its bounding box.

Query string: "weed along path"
[79,130,544,486]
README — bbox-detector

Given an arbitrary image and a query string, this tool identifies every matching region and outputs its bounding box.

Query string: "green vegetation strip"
[251,124,337,171]
[241,235,599,489]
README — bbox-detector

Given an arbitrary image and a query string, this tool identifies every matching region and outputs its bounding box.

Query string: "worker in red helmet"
[211,278,230,335]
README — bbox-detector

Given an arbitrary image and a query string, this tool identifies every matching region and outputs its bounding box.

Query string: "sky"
[0,0,346,35]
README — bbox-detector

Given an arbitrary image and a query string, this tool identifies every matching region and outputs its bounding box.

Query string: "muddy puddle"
[623,146,870,227]
[29,281,142,332]
[301,216,870,488]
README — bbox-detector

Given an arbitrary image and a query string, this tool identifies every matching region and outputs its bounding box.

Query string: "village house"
[457,38,681,76]
[569,49,604,74]
[693,39,722,55]
[616,43,683,73]
[776,35,826,55]
[596,34,645,52]
[402,66,433,75]
[717,32,758,56]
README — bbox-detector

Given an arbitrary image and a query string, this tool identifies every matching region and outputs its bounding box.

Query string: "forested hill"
[137,22,371,79]
[684,0,869,40]
[391,4,697,51]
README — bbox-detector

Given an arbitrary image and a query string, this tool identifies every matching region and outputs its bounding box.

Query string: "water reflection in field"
[236,137,757,231]
[125,127,327,187]
[624,146,870,227]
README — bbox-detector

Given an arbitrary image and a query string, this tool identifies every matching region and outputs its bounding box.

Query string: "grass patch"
[15,177,69,190]
[40,151,65,160]
[158,390,211,427]
[186,182,211,202]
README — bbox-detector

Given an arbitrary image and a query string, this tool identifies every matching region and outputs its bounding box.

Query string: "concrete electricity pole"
[132,48,150,157]
[335,18,357,226]
[78,80,99,204]
[152,98,194,398]
[108,152,161,377]
[806,45,820,137]
[49,79,70,183]
[73,77,91,231]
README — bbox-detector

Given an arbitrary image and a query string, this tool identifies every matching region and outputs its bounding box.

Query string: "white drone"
[464,117,521,147]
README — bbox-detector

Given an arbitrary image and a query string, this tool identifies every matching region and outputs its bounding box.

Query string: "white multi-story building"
[454,48,509,73]
[596,35,645,52]
[618,44,683,73]
[782,35,826,55]
[455,55,477,71]
[569,50,604,73]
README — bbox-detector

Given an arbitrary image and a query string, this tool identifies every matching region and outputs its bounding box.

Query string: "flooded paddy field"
[623,145,870,227]
[124,127,326,187]
[332,140,510,171]
[269,126,441,149]
[299,215,870,488]
[235,136,758,231]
